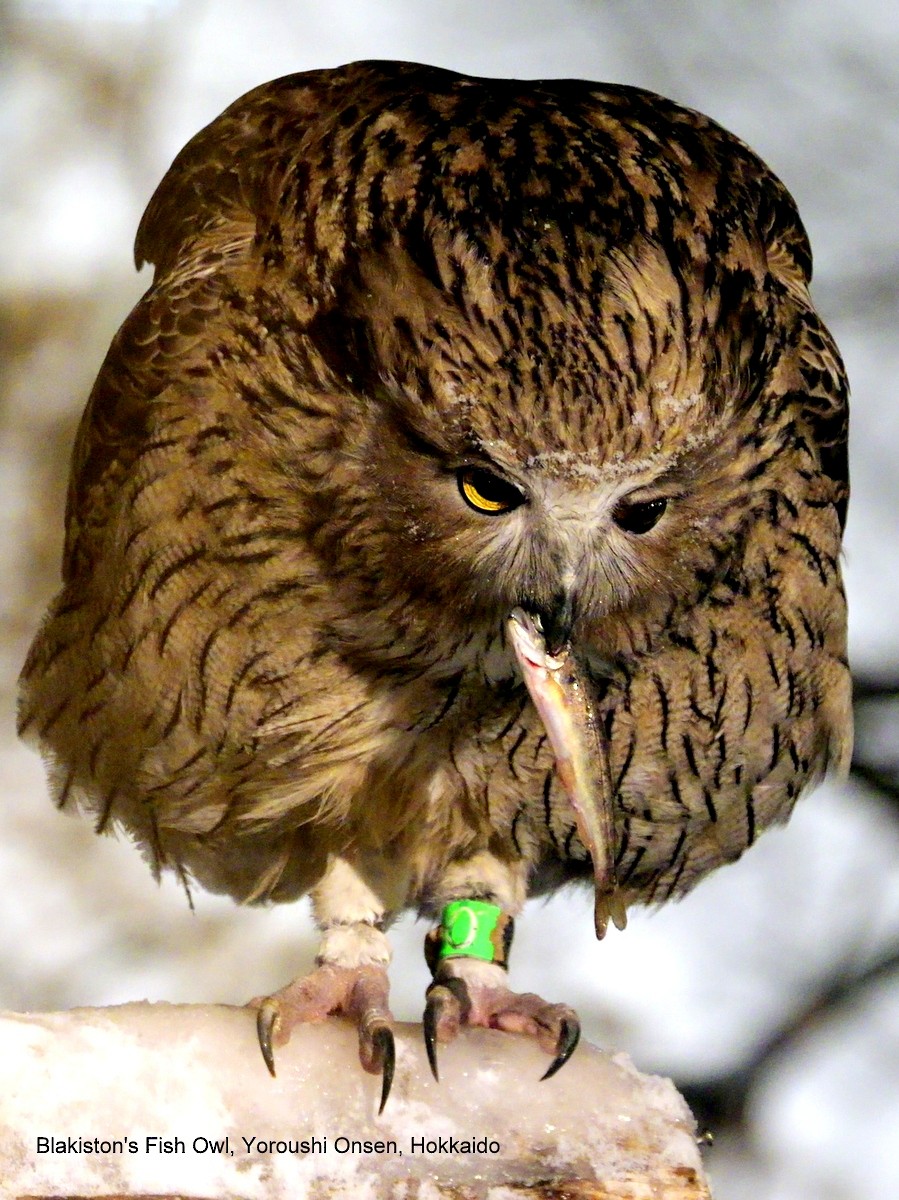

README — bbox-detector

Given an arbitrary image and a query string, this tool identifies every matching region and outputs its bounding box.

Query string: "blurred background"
[1,1,898,1196]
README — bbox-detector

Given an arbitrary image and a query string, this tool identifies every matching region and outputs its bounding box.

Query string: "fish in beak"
[507,607,627,938]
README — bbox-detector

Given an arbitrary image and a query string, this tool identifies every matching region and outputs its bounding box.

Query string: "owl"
[19,61,851,1110]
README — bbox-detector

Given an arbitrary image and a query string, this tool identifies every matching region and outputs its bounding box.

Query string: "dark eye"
[458,467,524,515]
[612,497,668,534]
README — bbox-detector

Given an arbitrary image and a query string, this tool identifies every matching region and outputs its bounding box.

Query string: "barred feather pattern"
[19,61,850,921]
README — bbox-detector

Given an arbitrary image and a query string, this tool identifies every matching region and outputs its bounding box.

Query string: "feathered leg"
[251,852,406,1113]
[421,851,581,1081]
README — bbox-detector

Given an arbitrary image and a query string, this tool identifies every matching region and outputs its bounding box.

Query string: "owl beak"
[537,589,577,658]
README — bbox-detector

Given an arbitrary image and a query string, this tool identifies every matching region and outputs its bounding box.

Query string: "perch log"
[0,1003,711,1198]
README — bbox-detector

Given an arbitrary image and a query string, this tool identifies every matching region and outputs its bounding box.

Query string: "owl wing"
[64,67,391,582]
[62,271,235,582]
[760,191,849,532]
[794,308,850,533]
[63,82,301,582]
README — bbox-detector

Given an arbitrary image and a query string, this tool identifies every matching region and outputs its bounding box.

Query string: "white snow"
[0,1007,707,1197]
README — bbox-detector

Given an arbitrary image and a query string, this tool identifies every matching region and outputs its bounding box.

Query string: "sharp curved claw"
[372,1026,395,1114]
[540,1014,581,1081]
[422,977,470,1082]
[423,990,441,1082]
[256,999,279,1078]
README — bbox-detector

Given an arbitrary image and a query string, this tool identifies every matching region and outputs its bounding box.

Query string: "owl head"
[138,62,846,667]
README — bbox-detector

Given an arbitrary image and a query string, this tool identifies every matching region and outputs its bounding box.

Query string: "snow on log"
[1,1002,711,1198]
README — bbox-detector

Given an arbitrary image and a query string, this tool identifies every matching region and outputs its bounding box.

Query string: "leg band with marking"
[425,900,514,973]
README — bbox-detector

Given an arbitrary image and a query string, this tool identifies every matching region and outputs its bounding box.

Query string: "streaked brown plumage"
[19,61,851,1103]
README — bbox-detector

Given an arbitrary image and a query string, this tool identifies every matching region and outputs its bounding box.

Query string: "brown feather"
[20,60,850,931]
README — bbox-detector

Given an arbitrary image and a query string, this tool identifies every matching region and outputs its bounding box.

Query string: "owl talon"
[423,958,582,1079]
[423,977,473,1081]
[368,1025,395,1114]
[249,962,395,1104]
[540,1014,580,1080]
[256,997,280,1077]
[357,1003,396,1112]
[423,989,441,1081]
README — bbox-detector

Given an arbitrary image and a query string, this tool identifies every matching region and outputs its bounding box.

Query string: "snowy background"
[1,2,898,1197]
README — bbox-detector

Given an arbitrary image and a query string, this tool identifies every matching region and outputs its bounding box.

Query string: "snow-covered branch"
[1,1002,709,1197]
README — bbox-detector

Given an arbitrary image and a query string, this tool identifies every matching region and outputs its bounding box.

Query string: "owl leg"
[422,852,580,1081]
[252,853,405,1113]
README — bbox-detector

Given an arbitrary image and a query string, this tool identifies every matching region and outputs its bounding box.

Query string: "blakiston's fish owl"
[19,61,851,1106]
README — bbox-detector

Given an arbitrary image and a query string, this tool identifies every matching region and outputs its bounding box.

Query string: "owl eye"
[458,466,524,515]
[612,496,668,534]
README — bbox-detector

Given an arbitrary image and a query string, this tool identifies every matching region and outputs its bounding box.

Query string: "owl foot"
[422,958,580,1082]
[251,963,395,1113]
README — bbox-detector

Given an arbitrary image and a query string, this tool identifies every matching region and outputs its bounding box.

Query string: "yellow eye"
[458,467,524,515]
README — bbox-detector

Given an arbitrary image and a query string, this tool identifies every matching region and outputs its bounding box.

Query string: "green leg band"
[425,900,515,973]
